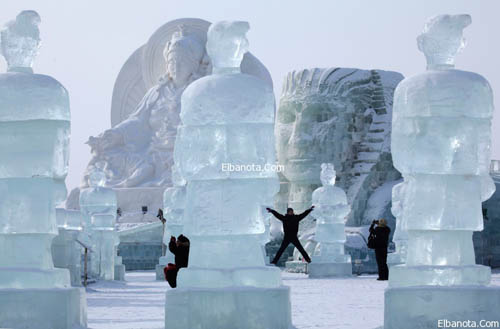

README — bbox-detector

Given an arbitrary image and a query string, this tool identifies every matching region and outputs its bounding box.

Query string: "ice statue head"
[0,10,41,73]
[320,163,336,186]
[417,14,471,70]
[88,168,106,188]
[163,26,205,88]
[312,163,349,223]
[206,21,249,72]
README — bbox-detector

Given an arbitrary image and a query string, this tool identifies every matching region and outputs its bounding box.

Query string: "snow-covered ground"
[86,270,500,329]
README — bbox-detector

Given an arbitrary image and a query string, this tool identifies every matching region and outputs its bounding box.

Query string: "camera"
[373,220,379,224]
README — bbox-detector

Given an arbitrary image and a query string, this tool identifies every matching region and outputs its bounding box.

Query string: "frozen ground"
[87,270,500,329]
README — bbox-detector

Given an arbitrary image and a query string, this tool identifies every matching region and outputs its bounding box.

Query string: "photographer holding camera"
[369,219,391,281]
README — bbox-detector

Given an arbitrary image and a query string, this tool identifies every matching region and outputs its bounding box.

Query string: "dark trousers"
[164,264,179,288]
[272,235,311,264]
[375,248,389,280]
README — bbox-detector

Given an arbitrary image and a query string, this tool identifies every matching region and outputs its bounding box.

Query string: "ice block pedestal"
[0,11,86,329]
[164,21,292,329]
[385,14,500,329]
[308,164,351,278]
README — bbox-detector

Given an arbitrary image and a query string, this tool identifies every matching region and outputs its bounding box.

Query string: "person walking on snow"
[267,206,315,265]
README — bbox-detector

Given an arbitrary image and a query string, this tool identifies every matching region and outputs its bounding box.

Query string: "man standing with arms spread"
[267,206,315,265]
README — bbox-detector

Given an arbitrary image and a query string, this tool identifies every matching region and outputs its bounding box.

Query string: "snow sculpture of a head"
[0,10,41,72]
[320,163,336,186]
[206,21,249,70]
[417,14,471,69]
[163,26,206,88]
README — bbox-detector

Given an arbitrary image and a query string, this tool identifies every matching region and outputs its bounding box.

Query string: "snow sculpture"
[164,21,292,329]
[308,163,352,277]
[385,14,500,329]
[52,209,84,286]
[387,180,408,266]
[83,19,273,189]
[79,168,118,280]
[155,185,186,280]
[0,11,86,328]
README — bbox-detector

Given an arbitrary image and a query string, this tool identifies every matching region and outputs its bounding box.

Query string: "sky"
[0,0,499,191]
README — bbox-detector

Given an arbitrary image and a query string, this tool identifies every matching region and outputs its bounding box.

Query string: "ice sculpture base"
[0,267,71,289]
[165,286,291,329]
[285,260,307,273]
[389,264,491,287]
[384,285,500,329]
[178,266,283,288]
[387,252,405,267]
[308,262,352,278]
[0,287,87,329]
[114,264,125,281]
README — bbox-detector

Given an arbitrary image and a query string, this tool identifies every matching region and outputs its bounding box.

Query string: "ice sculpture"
[385,14,500,329]
[114,234,125,280]
[164,21,292,329]
[387,179,408,266]
[79,168,118,280]
[308,163,352,277]
[0,11,86,328]
[82,19,273,189]
[155,185,186,280]
[52,209,84,286]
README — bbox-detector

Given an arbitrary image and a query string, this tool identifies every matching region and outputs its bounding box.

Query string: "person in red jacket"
[267,206,315,265]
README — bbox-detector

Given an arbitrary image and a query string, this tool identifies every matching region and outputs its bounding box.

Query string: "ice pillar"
[308,163,352,277]
[164,21,292,329]
[0,11,86,328]
[79,168,118,280]
[385,14,500,328]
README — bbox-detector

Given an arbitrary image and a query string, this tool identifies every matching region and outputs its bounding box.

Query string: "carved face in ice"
[320,163,336,186]
[417,14,471,69]
[0,10,41,71]
[88,168,106,187]
[163,28,205,88]
[276,99,336,182]
[206,21,249,69]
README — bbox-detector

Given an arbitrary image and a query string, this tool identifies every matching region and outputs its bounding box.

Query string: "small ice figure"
[390,13,495,287]
[387,180,408,266]
[308,163,352,277]
[79,167,117,280]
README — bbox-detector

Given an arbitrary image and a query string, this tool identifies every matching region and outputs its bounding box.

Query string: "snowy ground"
[86,270,500,329]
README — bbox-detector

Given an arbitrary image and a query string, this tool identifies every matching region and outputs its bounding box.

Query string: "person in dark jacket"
[164,234,190,288]
[267,206,315,265]
[370,219,391,281]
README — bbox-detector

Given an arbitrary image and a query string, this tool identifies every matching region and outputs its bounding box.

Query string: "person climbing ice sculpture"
[267,206,315,264]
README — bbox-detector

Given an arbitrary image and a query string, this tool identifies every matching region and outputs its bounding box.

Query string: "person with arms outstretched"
[267,206,315,265]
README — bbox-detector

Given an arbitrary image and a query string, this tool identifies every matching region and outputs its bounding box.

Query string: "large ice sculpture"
[387,179,408,266]
[79,168,118,280]
[164,21,292,329]
[155,185,186,280]
[308,163,352,277]
[384,14,500,329]
[0,11,86,328]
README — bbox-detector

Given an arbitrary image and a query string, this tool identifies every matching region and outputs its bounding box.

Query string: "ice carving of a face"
[88,168,106,188]
[0,10,41,71]
[206,21,249,69]
[392,13,493,176]
[417,14,471,69]
[276,98,337,182]
[163,28,205,88]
